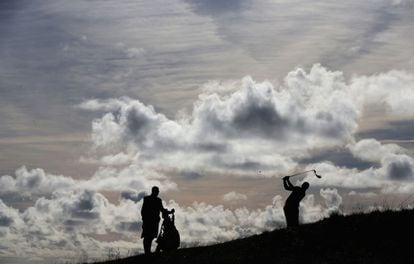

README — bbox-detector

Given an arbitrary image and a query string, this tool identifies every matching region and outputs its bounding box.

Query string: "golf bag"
[156,211,180,252]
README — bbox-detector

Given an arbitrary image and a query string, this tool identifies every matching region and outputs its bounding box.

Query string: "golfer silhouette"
[282,176,309,227]
[141,186,173,255]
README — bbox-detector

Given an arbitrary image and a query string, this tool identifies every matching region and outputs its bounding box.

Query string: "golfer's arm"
[283,179,294,190]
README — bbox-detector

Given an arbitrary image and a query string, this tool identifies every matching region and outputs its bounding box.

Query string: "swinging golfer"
[282,176,309,227]
[141,186,173,255]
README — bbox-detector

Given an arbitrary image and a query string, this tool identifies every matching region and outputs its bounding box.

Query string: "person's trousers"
[283,206,299,227]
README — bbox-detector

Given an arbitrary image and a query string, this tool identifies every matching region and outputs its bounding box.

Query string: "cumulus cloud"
[350,70,414,115]
[0,167,76,196]
[0,183,342,262]
[75,64,414,193]
[3,64,414,262]
[0,165,176,197]
[346,139,414,185]
[223,191,248,202]
[167,190,342,246]
[78,64,414,181]
[78,65,376,177]
[348,139,404,162]
[0,193,141,263]
[383,154,414,180]
[320,188,343,212]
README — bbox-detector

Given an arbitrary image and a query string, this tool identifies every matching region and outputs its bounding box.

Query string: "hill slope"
[94,209,414,264]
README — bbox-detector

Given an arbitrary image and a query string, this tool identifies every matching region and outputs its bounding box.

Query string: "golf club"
[285,169,322,179]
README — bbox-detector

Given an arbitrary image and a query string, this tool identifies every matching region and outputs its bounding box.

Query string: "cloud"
[300,140,414,193]
[384,154,414,180]
[0,192,142,263]
[0,167,76,196]
[168,190,342,246]
[320,188,343,210]
[120,191,147,203]
[79,65,414,182]
[350,70,414,116]
[3,64,414,262]
[349,139,404,162]
[0,181,343,262]
[79,65,377,176]
[223,191,248,202]
[0,165,176,198]
[347,139,414,182]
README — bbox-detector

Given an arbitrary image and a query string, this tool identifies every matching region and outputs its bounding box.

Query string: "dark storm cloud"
[231,100,289,138]
[74,191,94,211]
[197,99,292,140]
[126,108,152,137]
[71,191,99,219]
[299,148,378,170]
[0,215,13,227]
[387,159,413,180]
[357,120,414,141]
[194,86,292,140]
[121,191,146,203]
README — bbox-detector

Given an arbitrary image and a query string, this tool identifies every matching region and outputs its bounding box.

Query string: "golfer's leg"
[292,208,299,227]
[143,237,152,255]
[284,207,293,227]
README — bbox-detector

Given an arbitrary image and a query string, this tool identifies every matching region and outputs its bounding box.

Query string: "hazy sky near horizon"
[1,0,414,263]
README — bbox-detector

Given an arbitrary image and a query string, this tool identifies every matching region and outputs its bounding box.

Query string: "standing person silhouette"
[282,176,309,227]
[141,186,173,255]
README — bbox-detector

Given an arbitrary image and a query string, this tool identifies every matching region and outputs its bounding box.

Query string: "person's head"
[301,182,310,190]
[151,186,159,197]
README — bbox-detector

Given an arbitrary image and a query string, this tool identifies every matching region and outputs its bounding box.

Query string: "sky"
[1,0,414,263]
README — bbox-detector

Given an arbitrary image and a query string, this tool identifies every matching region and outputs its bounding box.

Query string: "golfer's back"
[142,195,162,221]
[285,187,306,207]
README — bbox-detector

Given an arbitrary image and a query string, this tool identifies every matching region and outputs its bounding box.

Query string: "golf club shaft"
[286,169,315,178]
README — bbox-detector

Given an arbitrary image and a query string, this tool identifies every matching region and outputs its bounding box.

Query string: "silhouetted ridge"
[92,209,414,264]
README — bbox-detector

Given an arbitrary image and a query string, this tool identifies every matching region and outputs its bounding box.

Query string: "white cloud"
[0,167,76,196]
[78,65,414,181]
[349,139,404,162]
[0,183,343,262]
[0,165,176,197]
[3,64,414,262]
[350,70,414,116]
[223,191,248,202]
[320,188,343,211]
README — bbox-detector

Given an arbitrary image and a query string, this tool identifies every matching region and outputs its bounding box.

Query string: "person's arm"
[283,176,294,191]
[158,198,173,214]
[141,197,146,219]
[162,202,176,215]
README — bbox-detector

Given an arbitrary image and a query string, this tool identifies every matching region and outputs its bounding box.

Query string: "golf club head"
[313,170,322,178]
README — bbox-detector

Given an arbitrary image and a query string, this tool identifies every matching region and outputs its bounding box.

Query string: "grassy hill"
[92,209,414,264]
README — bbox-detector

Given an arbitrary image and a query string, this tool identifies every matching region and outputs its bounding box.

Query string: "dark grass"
[90,209,414,264]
